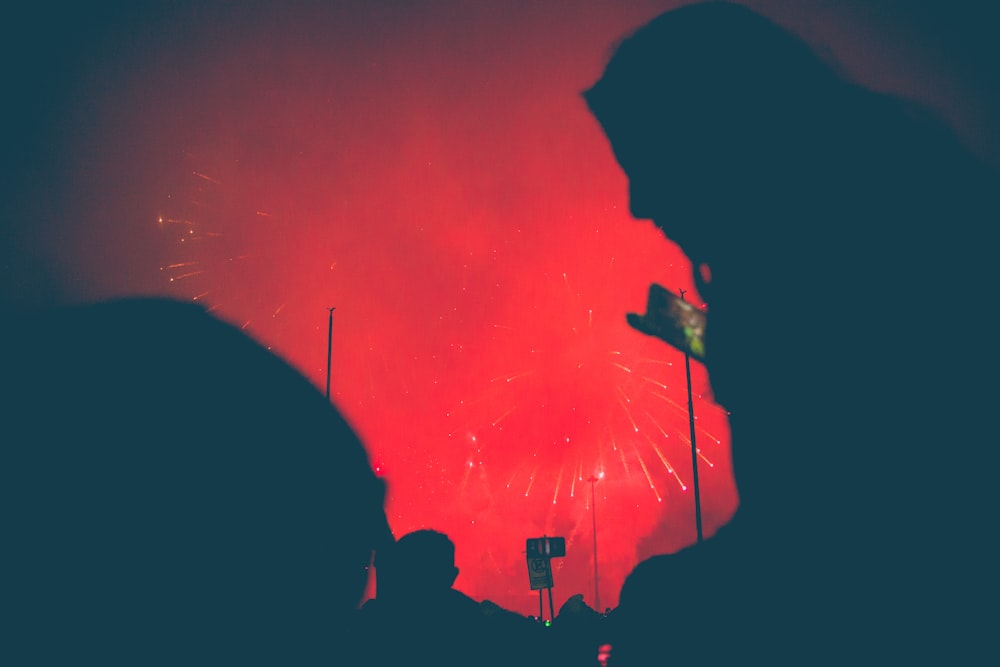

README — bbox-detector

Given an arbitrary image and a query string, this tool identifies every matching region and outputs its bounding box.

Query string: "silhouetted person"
[584,2,997,663]
[357,528,542,666]
[550,593,607,666]
[2,297,393,665]
[375,529,465,606]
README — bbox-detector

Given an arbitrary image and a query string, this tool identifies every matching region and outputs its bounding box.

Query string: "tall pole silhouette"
[679,290,703,543]
[588,475,601,611]
[325,307,335,401]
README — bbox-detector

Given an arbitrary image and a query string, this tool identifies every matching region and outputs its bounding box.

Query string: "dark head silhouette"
[585,2,996,663]
[585,2,842,273]
[2,297,393,664]
[585,0,994,516]
[377,528,460,599]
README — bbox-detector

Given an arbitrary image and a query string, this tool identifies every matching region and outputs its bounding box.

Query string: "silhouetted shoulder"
[2,296,390,664]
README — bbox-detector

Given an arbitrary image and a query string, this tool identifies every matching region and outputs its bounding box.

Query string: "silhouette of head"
[2,298,392,664]
[585,2,994,519]
[376,529,460,600]
[584,2,843,280]
[587,5,998,664]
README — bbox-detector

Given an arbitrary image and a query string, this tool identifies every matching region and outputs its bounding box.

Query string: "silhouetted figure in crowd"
[2,297,393,665]
[549,593,607,666]
[584,2,997,663]
[357,528,543,666]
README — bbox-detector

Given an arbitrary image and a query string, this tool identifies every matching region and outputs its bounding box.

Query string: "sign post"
[526,537,565,622]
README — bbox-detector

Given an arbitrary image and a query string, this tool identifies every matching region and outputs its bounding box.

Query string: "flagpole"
[679,289,703,543]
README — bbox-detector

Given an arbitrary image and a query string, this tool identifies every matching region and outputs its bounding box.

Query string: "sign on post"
[524,537,564,593]
[527,556,553,591]
[526,536,565,559]
[525,536,565,622]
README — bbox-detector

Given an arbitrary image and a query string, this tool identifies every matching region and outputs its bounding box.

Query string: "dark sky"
[2,0,996,615]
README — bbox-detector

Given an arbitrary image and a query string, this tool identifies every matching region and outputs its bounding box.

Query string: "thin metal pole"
[680,290,703,543]
[588,476,601,611]
[325,307,335,400]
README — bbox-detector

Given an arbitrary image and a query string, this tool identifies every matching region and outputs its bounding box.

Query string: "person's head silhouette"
[2,297,393,664]
[376,529,459,602]
[584,2,846,287]
[585,3,997,663]
[584,1,994,518]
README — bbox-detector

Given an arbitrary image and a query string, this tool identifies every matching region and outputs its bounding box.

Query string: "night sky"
[3,0,996,616]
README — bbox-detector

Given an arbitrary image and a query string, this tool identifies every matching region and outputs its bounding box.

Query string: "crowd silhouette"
[354,529,546,665]
[4,2,996,665]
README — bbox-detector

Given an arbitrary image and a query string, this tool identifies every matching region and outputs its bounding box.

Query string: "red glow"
[31,1,992,617]
[153,144,737,613]
[129,4,740,614]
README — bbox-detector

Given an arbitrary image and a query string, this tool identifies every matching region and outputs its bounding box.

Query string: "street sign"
[527,556,553,591]
[526,536,565,559]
